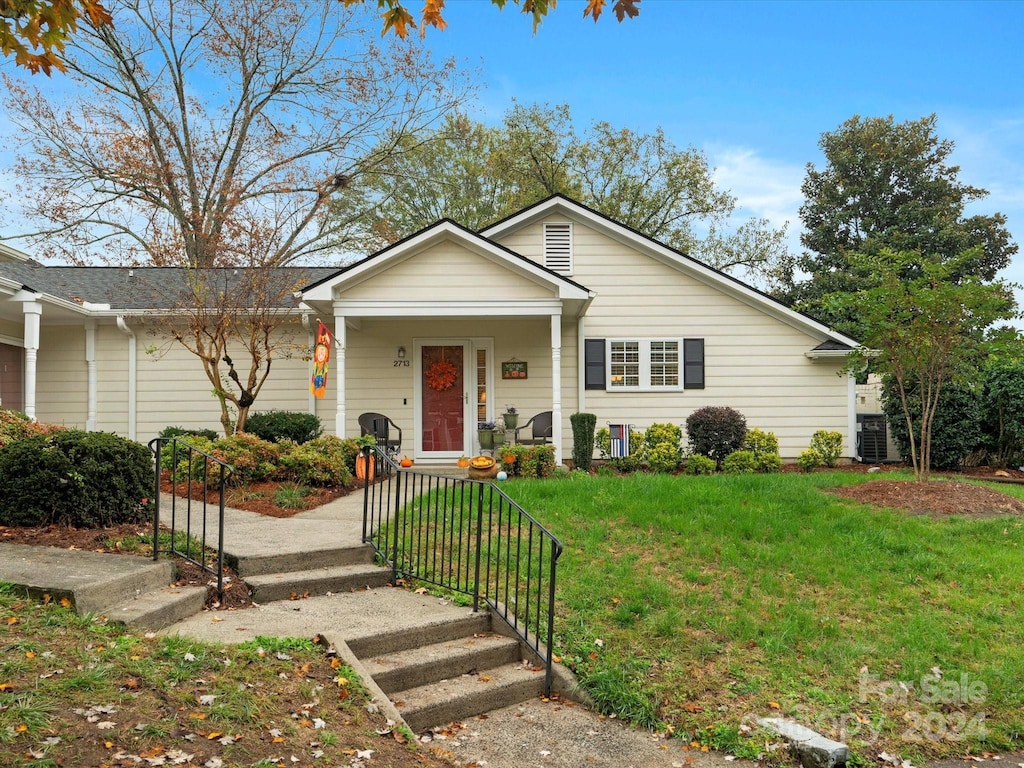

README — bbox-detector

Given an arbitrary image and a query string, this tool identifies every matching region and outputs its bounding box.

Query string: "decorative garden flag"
[310,321,332,398]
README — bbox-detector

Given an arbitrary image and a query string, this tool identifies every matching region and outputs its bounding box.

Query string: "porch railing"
[361,447,563,694]
[149,437,233,601]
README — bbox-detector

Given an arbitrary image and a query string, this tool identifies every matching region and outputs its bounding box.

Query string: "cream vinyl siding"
[341,318,557,446]
[134,321,311,439]
[94,323,131,434]
[0,319,22,338]
[35,325,88,428]
[497,216,850,459]
[341,241,555,302]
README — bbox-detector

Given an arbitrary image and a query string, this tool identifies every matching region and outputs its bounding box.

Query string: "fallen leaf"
[25,651,36,659]
[769,701,780,709]
[97,721,116,729]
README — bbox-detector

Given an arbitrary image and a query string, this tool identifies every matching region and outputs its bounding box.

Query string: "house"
[0,195,861,463]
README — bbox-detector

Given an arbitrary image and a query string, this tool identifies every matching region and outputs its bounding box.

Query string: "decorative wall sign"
[501,360,528,379]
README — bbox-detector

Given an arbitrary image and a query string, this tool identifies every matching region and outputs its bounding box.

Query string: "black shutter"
[585,338,606,390]
[683,338,704,389]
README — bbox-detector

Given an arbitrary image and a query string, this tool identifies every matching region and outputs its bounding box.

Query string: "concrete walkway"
[1,489,748,768]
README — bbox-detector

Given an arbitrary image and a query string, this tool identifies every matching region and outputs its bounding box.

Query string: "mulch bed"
[831,478,1024,518]
[159,475,351,518]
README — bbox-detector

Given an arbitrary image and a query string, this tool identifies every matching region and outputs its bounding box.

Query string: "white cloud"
[706,144,805,254]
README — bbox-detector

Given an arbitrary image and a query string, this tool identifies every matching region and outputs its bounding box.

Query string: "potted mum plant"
[502,405,519,431]
[478,421,496,451]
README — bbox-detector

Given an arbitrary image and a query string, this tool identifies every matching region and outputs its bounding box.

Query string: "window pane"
[651,341,679,387]
[610,341,640,388]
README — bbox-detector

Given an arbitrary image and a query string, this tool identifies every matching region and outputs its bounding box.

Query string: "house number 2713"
[393,360,411,367]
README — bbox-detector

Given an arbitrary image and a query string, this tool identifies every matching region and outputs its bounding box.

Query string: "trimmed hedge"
[0,430,152,528]
[570,412,597,472]
[244,411,323,445]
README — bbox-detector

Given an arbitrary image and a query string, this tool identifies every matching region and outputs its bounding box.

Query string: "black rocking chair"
[358,412,403,459]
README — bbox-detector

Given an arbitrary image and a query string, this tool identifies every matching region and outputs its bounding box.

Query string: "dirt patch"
[830,479,1024,517]
[0,522,252,609]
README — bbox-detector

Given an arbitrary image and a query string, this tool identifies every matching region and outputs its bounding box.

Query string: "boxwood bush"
[245,411,323,445]
[0,430,152,528]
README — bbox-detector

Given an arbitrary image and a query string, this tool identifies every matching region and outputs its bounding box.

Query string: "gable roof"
[482,194,861,348]
[301,218,592,304]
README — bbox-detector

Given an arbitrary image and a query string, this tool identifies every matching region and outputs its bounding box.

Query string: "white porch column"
[550,313,563,466]
[334,316,346,438]
[85,320,97,431]
[22,300,41,421]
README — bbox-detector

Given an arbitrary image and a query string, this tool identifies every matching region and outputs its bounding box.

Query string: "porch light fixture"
[397,346,406,359]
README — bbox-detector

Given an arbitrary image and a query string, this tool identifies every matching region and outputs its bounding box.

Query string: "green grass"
[501,471,1024,761]
[0,584,447,768]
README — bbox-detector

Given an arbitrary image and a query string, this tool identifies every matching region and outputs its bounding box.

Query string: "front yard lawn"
[507,472,1024,762]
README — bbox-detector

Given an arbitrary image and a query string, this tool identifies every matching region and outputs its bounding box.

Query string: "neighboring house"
[0,195,861,463]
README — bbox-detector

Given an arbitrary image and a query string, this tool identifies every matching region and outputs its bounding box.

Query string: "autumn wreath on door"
[425,359,459,391]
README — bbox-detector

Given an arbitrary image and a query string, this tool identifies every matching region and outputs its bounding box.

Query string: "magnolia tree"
[3,0,467,433]
[830,249,1017,481]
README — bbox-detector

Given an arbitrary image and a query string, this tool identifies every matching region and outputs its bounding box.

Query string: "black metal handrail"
[148,437,233,601]
[361,447,563,694]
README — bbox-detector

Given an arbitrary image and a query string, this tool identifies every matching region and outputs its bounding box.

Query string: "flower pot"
[478,430,495,450]
[503,413,519,430]
[493,431,506,447]
[355,454,375,482]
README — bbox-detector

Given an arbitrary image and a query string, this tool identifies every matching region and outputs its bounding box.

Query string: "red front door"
[420,344,465,454]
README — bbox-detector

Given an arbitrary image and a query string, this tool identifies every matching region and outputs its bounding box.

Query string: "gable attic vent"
[543,222,573,275]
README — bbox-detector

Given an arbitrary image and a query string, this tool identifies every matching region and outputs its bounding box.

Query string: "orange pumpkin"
[355,453,375,482]
[456,456,470,468]
[400,456,413,468]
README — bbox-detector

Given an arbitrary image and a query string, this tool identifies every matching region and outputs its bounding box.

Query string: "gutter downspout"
[85,320,97,431]
[301,312,316,416]
[116,316,137,441]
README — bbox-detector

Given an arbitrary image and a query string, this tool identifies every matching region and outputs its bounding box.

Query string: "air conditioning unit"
[856,414,888,463]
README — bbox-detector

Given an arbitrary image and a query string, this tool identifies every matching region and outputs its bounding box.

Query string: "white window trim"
[606,338,682,392]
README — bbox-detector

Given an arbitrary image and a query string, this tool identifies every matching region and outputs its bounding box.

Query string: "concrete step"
[393,659,548,733]
[230,544,376,578]
[245,563,391,603]
[366,633,522,694]
[73,560,178,615]
[346,610,492,658]
[103,585,209,630]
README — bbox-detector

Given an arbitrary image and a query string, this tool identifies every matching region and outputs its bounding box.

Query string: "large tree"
[831,249,1016,481]
[344,103,794,289]
[782,114,1016,337]
[3,0,466,433]
[1,0,639,75]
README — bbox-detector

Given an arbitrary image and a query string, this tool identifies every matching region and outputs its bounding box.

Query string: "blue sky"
[425,0,1024,290]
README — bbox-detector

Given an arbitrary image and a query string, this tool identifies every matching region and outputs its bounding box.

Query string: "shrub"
[683,453,716,475]
[499,444,527,476]
[723,449,758,474]
[797,448,822,472]
[685,407,747,468]
[0,430,152,528]
[280,435,353,487]
[570,412,597,472]
[244,411,322,445]
[642,423,683,474]
[646,441,682,474]
[518,445,557,478]
[809,430,844,468]
[982,360,1024,467]
[881,377,983,470]
[594,426,647,472]
[159,425,219,441]
[209,432,284,485]
[744,428,782,473]
[0,409,62,448]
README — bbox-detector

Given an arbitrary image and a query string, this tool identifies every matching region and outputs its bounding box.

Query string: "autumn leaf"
[6,616,17,625]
